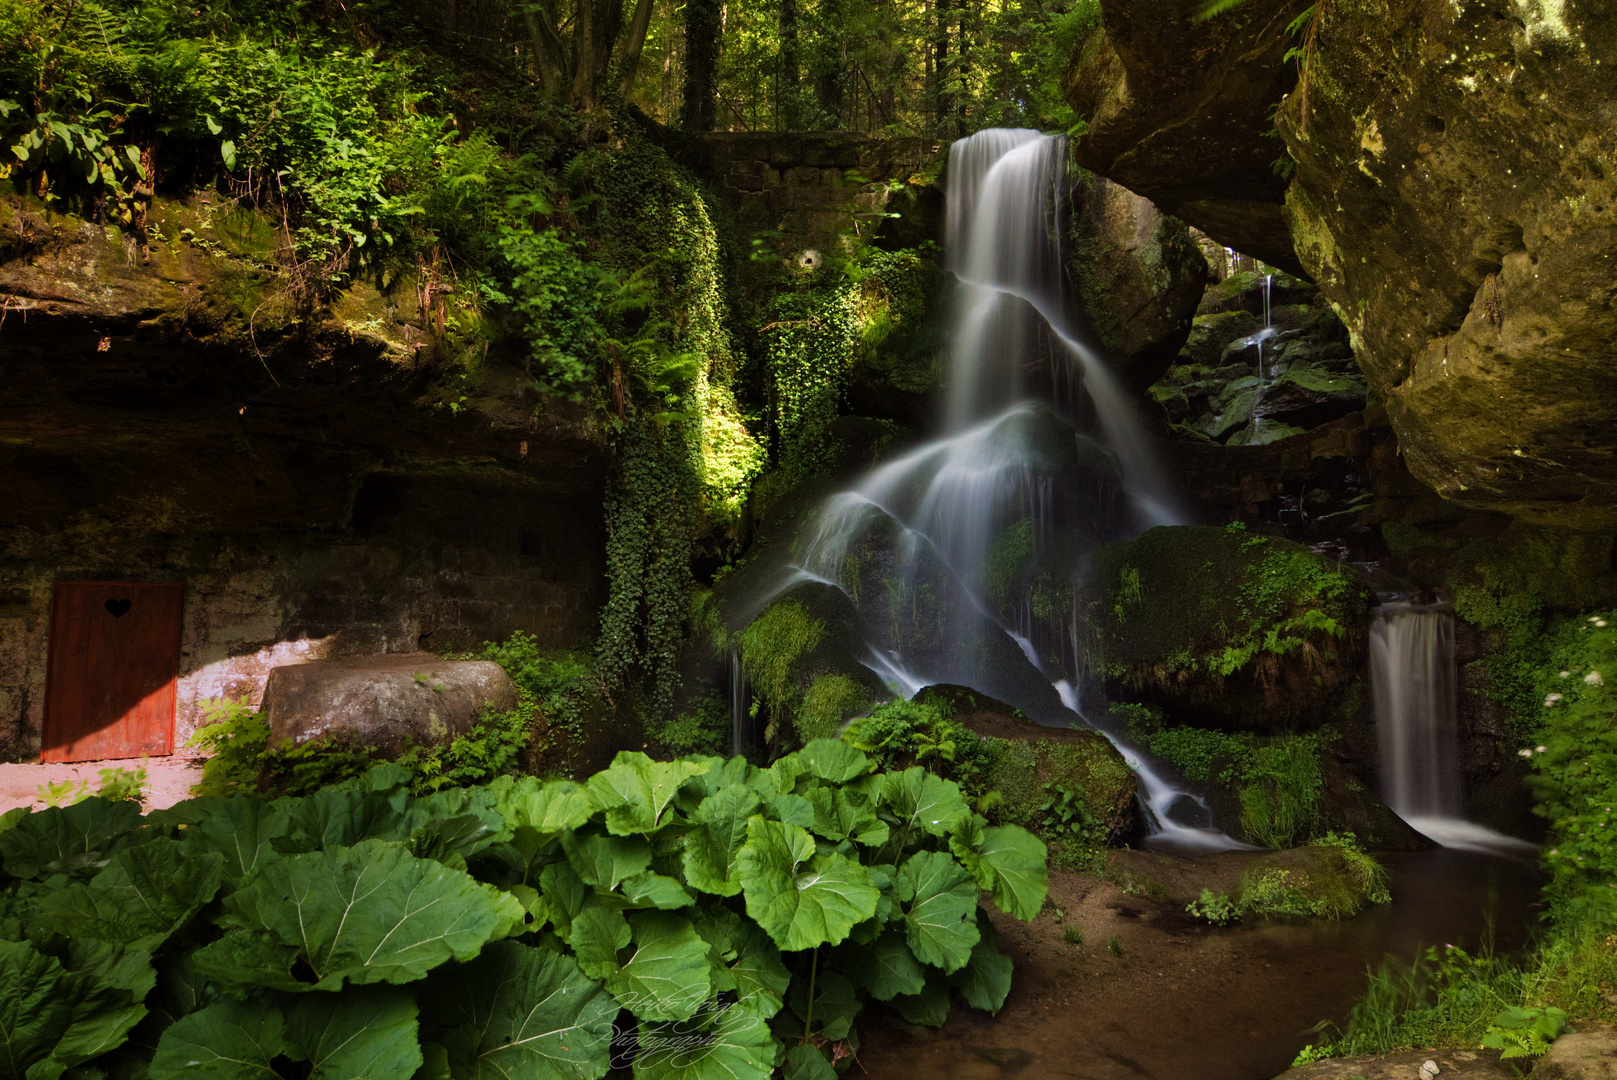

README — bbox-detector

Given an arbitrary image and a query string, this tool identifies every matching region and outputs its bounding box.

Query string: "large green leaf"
[795,740,873,784]
[838,929,924,1001]
[219,838,510,989]
[880,769,969,840]
[602,913,712,1023]
[781,1044,836,1080]
[975,826,1048,921]
[562,832,652,892]
[725,923,790,1022]
[585,753,708,836]
[608,872,693,911]
[736,819,878,952]
[44,941,156,1070]
[632,1006,777,1080]
[567,906,631,978]
[804,787,887,847]
[490,777,594,836]
[189,931,305,994]
[948,912,1013,1014]
[538,861,591,939]
[680,785,761,897]
[175,797,289,882]
[421,940,617,1080]
[283,986,421,1080]
[283,789,431,853]
[30,838,224,951]
[0,941,78,1080]
[0,799,144,880]
[893,851,979,973]
[148,998,283,1080]
[889,974,950,1028]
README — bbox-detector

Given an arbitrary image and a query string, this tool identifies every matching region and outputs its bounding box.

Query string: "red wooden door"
[43,582,184,762]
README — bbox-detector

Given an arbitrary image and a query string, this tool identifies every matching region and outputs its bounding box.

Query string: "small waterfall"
[745,128,1242,850]
[729,650,750,758]
[1370,603,1535,852]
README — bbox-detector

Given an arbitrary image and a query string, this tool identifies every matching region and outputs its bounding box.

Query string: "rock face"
[1278,0,1617,531]
[1062,0,1310,274]
[262,653,518,755]
[1535,1029,1617,1080]
[1082,525,1369,731]
[1069,172,1209,393]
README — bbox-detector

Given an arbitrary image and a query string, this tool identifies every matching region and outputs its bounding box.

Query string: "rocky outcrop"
[0,194,610,759]
[262,653,518,754]
[1278,0,1617,531]
[1069,172,1209,393]
[1062,0,1309,274]
[1534,1028,1617,1080]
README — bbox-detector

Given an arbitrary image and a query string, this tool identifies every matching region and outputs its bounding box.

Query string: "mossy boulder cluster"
[1082,524,1369,731]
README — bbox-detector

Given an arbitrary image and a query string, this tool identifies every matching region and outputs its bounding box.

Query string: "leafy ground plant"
[0,739,1047,1079]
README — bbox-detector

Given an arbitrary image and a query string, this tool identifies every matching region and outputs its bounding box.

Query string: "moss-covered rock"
[1105,841,1391,922]
[927,685,1138,844]
[1082,524,1369,731]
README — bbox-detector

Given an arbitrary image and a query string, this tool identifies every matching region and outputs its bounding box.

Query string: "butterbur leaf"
[421,941,616,1080]
[787,970,859,1041]
[680,785,760,897]
[611,871,693,911]
[839,929,924,1001]
[563,831,652,892]
[219,838,510,989]
[889,974,951,1028]
[767,793,814,829]
[283,985,421,1080]
[178,797,289,882]
[567,906,630,978]
[632,1005,776,1080]
[781,1044,836,1080]
[948,816,988,887]
[806,787,884,846]
[724,922,789,1022]
[190,931,305,994]
[32,838,224,951]
[948,912,1012,1014]
[976,826,1048,921]
[0,799,144,879]
[881,769,969,839]
[737,818,878,952]
[286,789,430,853]
[585,753,708,836]
[148,998,283,1080]
[796,740,873,784]
[0,941,78,1080]
[539,861,591,938]
[603,913,712,1022]
[490,777,594,836]
[894,851,979,973]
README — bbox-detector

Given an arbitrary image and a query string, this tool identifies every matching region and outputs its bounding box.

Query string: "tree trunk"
[778,0,799,129]
[616,0,657,99]
[933,0,950,138]
[680,0,720,130]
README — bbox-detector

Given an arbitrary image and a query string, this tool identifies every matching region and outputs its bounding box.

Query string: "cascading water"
[760,129,1242,850]
[1370,603,1535,852]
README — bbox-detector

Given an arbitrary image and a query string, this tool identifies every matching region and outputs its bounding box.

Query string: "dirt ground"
[0,754,205,814]
[856,848,1538,1080]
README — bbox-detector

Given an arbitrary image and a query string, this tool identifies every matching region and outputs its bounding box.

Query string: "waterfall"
[741,128,1244,850]
[1370,603,1535,852]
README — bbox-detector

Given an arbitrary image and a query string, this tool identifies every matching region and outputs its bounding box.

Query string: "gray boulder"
[1536,1029,1617,1080]
[262,653,518,755]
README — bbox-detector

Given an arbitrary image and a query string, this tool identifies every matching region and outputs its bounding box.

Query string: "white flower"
[1589,616,1601,623]
[1560,671,1571,678]
[1598,620,1609,628]
[1546,693,1564,705]
[1519,748,1535,758]
[1587,671,1604,686]
[1538,745,1548,753]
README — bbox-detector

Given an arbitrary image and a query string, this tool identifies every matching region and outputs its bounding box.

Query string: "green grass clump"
[797,673,871,743]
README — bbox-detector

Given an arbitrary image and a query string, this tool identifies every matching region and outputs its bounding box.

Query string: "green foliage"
[1036,782,1106,855]
[1185,888,1240,926]
[1106,934,1123,957]
[1061,924,1084,946]
[1185,838,1388,926]
[842,698,996,810]
[798,674,871,744]
[0,743,1048,1079]
[651,688,731,757]
[1480,1005,1570,1059]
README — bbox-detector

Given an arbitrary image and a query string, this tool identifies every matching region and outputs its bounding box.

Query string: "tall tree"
[522,0,636,110]
[681,0,721,130]
[778,0,801,128]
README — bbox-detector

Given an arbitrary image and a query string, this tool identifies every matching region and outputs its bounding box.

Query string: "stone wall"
[683,132,945,258]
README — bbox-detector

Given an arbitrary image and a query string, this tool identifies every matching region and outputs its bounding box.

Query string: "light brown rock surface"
[1535,1029,1617,1080]
[261,653,517,754]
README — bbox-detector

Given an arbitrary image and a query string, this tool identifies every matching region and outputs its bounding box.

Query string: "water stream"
[751,128,1240,850]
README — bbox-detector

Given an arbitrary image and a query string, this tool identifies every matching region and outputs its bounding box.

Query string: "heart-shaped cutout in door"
[104,598,132,618]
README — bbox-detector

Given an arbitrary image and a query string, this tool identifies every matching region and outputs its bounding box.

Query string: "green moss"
[983,738,1041,823]
[797,674,870,744]
[735,599,826,733]
[1238,841,1390,921]
[981,518,1035,607]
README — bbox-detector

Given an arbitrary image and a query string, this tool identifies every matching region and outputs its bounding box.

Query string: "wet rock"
[1534,1028,1617,1079]
[262,653,517,755]
[1278,0,1617,530]
[1081,525,1369,731]
[1268,1049,1515,1079]
[1068,172,1208,393]
[926,684,1139,843]
[1061,0,1309,274]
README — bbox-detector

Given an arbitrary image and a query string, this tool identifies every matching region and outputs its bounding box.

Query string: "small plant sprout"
[1063,925,1084,946]
[1107,934,1124,956]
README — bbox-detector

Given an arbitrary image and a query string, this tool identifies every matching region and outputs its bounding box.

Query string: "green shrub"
[0,741,1049,1080]
[649,688,730,757]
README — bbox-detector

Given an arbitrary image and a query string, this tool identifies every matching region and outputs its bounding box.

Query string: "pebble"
[1418,1061,1439,1080]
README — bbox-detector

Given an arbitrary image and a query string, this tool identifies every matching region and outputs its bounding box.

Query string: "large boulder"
[1534,1029,1617,1080]
[1062,0,1310,274]
[1081,525,1369,731]
[1278,0,1617,530]
[262,653,517,755]
[1069,172,1209,393]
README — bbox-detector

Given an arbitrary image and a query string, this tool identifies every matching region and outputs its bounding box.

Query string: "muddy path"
[857,847,1539,1080]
